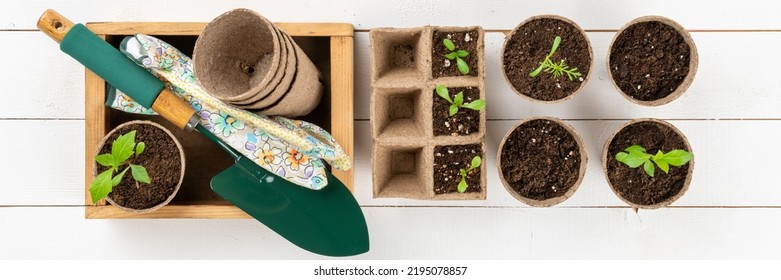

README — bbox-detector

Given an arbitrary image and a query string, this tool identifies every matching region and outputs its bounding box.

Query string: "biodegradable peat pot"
[607,16,698,106]
[603,119,694,209]
[370,26,486,200]
[497,117,587,207]
[235,25,292,107]
[93,120,185,213]
[501,15,593,103]
[193,8,282,103]
[260,33,324,116]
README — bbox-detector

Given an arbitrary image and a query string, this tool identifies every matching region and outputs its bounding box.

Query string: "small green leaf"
[112,166,129,187]
[530,63,545,77]
[457,179,468,193]
[456,50,469,58]
[449,105,459,116]
[643,160,655,177]
[95,154,117,167]
[444,52,458,60]
[89,169,114,204]
[549,36,561,57]
[471,156,482,169]
[443,38,455,51]
[130,164,151,184]
[456,57,469,75]
[136,142,145,157]
[461,99,486,111]
[616,152,647,168]
[625,145,647,154]
[436,84,452,104]
[459,169,467,178]
[653,157,670,174]
[454,92,464,106]
[661,150,694,166]
[112,130,137,163]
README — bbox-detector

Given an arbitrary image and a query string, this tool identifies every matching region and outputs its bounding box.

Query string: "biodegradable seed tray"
[370,26,486,200]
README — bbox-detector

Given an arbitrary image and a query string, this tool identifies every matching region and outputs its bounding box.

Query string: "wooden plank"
[85,22,353,36]
[5,31,781,120]
[3,1,781,30]
[330,36,355,191]
[84,67,107,207]
[3,206,781,258]
[87,205,250,219]
[3,119,781,208]
[355,31,781,120]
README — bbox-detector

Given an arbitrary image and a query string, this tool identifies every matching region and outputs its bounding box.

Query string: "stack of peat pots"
[193,8,322,117]
[369,26,487,200]
[497,15,698,209]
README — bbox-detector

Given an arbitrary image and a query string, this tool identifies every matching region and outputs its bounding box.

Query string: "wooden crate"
[84,22,354,218]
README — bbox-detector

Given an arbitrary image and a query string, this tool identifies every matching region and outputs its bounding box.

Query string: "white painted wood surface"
[2,0,781,259]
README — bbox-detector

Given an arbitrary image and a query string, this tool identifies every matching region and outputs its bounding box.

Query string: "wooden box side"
[84,22,354,219]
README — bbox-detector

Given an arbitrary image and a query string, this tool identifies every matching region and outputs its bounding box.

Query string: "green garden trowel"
[38,9,369,257]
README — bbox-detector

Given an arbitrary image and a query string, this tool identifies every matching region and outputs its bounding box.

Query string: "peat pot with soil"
[603,119,694,209]
[90,120,185,213]
[607,16,698,106]
[497,117,587,207]
[501,15,593,103]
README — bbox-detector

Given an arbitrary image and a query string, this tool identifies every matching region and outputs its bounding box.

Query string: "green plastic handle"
[60,24,163,108]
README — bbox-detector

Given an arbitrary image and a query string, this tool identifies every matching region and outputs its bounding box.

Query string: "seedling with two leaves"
[458,156,482,193]
[616,145,693,177]
[89,130,151,203]
[436,84,485,117]
[529,36,583,81]
[442,38,470,75]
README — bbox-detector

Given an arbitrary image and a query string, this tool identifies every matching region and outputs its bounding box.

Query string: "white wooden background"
[2,0,781,259]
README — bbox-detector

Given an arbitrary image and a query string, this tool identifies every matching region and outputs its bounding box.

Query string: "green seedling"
[436,84,485,117]
[458,156,482,193]
[89,130,151,203]
[442,38,470,75]
[529,36,583,81]
[615,145,693,177]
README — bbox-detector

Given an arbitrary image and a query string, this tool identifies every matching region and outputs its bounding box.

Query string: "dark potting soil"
[609,21,691,101]
[432,30,479,78]
[433,86,480,136]
[606,121,690,206]
[98,123,182,210]
[502,18,590,101]
[391,44,416,68]
[499,119,581,200]
[433,144,483,194]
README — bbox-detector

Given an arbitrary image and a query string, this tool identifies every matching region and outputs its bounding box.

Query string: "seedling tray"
[83,22,354,218]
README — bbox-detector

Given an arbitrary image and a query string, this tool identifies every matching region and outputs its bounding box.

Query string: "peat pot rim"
[93,120,186,213]
[497,116,588,207]
[193,8,282,103]
[606,15,699,106]
[601,118,694,209]
[500,14,594,104]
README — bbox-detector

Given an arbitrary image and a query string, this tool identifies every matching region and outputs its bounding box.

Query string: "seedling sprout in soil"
[616,144,693,177]
[458,156,482,193]
[436,84,485,116]
[442,38,470,75]
[530,36,583,81]
[89,130,151,203]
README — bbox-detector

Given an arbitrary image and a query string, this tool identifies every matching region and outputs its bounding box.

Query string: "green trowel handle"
[38,9,199,131]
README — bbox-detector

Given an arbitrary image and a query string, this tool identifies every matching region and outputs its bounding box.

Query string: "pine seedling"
[529,36,583,81]
[436,84,486,117]
[90,130,151,203]
[615,145,693,177]
[458,156,482,193]
[442,38,470,75]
